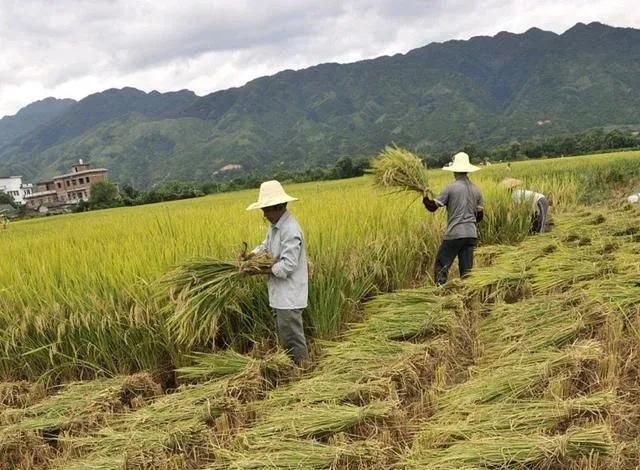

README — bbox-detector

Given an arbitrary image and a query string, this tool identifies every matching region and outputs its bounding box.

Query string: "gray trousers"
[275,309,307,364]
[532,197,549,233]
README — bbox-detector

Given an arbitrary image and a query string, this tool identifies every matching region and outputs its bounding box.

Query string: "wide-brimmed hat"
[442,152,480,173]
[499,177,523,189]
[246,180,298,211]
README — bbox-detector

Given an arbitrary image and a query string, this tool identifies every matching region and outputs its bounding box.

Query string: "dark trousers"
[434,238,477,286]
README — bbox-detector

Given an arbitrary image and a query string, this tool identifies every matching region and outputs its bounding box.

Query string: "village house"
[0,176,33,205]
[24,160,108,210]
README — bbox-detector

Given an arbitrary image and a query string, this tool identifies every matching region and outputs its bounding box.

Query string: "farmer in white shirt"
[242,180,308,365]
[500,178,549,234]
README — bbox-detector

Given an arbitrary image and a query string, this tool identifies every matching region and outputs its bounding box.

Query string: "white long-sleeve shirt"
[252,210,308,309]
[512,189,545,209]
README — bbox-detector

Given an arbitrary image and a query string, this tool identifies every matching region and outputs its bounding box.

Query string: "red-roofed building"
[24,160,109,210]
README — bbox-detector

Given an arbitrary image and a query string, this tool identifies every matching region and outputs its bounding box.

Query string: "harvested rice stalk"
[262,374,395,408]
[1,373,160,430]
[208,438,386,470]
[372,145,430,195]
[404,425,613,469]
[317,338,428,377]
[438,341,603,410]
[176,350,254,382]
[478,297,605,363]
[161,252,273,347]
[346,288,453,341]
[58,353,291,468]
[248,401,396,439]
[528,249,616,294]
[414,391,615,449]
[465,259,531,303]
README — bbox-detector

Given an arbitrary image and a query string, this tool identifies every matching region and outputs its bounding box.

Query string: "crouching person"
[243,180,308,365]
[500,178,549,234]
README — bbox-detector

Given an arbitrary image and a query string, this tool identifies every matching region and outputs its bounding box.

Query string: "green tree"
[0,192,15,207]
[89,181,120,209]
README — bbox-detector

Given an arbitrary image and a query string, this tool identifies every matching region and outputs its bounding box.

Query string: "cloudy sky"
[1,0,639,117]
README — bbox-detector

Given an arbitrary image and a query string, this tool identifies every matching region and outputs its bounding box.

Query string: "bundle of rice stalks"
[208,437,386,470]
[317,338,428,377]
[248,401,396,440]
[465,259,531,303]
[404,425,613,469]
[63,419,210,470]
[414,392,615,449]
[177,350,293,386]
[346,288,453,341]
[0,374,160,470]
[478,296,605,363]
[161,252,273,347]
[177,351,255,382]
[528,249,616,294]
[1,373,160,430]
[59,352,292,468]
[372,145,430,195]
[438,341,602,411]
[588,273,640,310]
[262,374,395,408]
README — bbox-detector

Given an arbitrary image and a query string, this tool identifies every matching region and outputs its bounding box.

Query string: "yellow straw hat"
[442,152,480,172]
[246,180,298,211]
[499,177,523,189]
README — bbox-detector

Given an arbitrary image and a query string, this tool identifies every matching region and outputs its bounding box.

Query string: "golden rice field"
[0,150,640,469]
[0,151,639,382]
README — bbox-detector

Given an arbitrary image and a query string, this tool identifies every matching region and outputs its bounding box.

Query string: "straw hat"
[246,180,298,211]
[499,177,523,189]
[442,152,480,173]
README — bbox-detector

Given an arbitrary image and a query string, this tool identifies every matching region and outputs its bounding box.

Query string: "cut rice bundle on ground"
[247,400,396,440]
[372,145,430,195]
[176,350,293,386]
[478,296,606,363]
[207,437,386,470]
[529,250,616,293]
[346,289,454,341]
[438,341,603,411]
[414,391,615,449]
[1,373,160,430]
[262,373,395,408]
[55,352,291,469]
[404,425,613,469]
[0,373,160,469]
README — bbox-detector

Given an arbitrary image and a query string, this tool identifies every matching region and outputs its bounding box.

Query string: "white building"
[0,176,33,205]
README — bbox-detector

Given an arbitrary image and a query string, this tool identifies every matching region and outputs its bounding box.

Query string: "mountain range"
[0,21,639,187]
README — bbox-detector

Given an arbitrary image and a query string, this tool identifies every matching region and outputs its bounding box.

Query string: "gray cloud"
[0,0,638,117]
